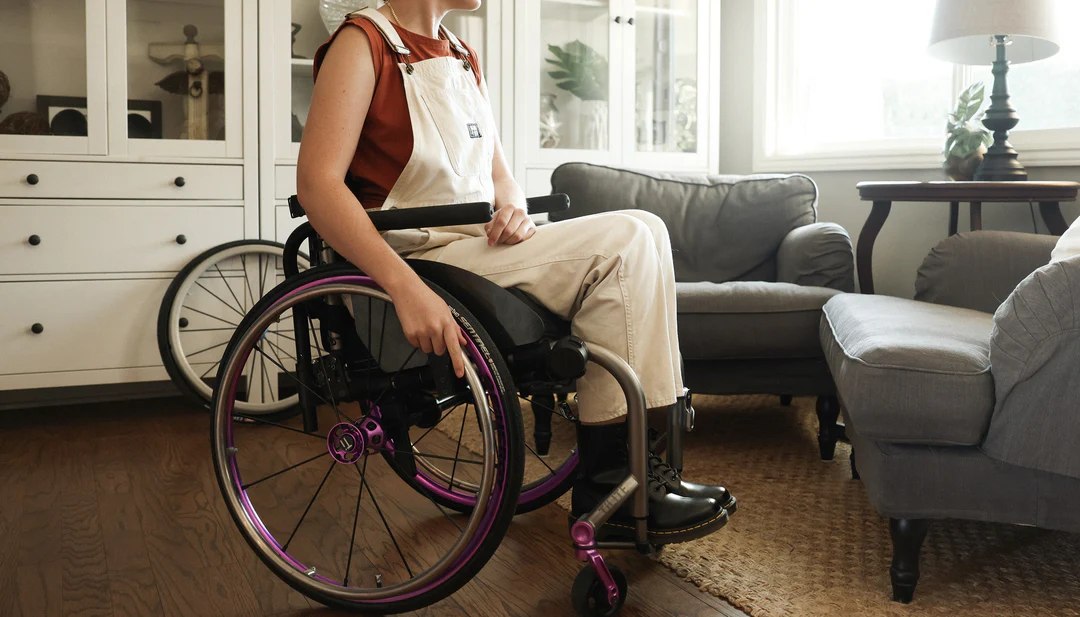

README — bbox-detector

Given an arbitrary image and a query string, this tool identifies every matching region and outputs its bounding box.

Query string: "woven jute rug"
[440,395,1080,616]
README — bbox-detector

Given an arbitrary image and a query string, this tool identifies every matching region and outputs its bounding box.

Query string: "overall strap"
[439,25,470,58]
[347,7,412,58]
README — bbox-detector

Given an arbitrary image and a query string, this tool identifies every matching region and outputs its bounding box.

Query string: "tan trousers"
[410,210,683,423]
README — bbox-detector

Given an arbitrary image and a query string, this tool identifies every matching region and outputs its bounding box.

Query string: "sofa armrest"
[915,231,1057,314]
[776,222,855,292]
[983,256,1080,480]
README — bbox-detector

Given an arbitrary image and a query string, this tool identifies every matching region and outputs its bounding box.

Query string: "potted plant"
[943,82,993,181]
[546,40,609,149]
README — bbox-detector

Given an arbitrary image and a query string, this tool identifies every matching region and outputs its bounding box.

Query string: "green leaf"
[547,70,571,79]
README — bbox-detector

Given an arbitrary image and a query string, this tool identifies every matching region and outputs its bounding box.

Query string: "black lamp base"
[976,35,1028,182]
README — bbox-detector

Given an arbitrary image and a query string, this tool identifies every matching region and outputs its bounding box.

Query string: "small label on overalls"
[467,123,482,139]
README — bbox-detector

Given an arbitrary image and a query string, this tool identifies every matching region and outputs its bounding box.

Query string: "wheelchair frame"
[265,194,695,612]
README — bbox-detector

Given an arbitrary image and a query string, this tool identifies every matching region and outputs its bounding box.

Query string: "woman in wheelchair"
[206,0,733,613]
[300,0,731,544]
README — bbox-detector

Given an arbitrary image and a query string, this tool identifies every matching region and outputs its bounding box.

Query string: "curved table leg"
[856,200,892,295]
[1039,202,1069,236]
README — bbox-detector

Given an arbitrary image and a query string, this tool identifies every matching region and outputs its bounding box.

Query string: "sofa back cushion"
[549,163,818,283]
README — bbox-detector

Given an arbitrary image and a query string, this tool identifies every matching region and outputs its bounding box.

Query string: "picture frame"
[36,95,163,139]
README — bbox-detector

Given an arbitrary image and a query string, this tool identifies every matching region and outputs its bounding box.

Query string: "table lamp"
[928,0,1061,181]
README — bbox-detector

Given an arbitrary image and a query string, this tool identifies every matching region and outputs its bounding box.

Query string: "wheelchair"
[209,193,706,615]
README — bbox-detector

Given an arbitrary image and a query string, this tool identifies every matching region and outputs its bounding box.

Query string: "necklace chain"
[385,0,402,26]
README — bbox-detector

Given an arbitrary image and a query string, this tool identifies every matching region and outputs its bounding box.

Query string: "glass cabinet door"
[123,0,240,157]
[278,2,492,160]
[626,0,710,167]
[0,0,107,155]
[531,0,620,162]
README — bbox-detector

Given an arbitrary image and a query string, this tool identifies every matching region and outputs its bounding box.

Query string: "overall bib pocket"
[420,90,491,178]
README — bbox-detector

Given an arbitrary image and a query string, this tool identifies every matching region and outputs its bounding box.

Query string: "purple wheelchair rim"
[223,274,511,604]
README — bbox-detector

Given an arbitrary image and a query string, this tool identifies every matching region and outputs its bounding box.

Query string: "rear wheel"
[211,266,523,613]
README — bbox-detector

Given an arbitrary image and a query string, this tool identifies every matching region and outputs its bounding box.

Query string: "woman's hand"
[391,278,468,378]
[485,204,536,246]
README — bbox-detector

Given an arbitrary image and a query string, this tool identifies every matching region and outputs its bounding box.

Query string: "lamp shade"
[928,0,1061,65]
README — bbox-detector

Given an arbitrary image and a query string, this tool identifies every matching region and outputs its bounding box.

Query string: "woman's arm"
[296,26,466,376]
[478,77,536,246]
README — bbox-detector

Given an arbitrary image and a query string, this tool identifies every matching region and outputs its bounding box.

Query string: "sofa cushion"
[820,295,995,446]
[549,163,817,284]
[677,282,841,360]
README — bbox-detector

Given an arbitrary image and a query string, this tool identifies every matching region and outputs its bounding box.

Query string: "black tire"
[572,564,627,616]
[211,263,525,614]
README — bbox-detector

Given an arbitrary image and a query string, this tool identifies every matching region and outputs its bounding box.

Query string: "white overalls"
[355,8,683,422]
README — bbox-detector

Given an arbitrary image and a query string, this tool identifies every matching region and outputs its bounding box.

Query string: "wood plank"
[108,566,164,617]
[60,490,113,617]
[16,561,63,617]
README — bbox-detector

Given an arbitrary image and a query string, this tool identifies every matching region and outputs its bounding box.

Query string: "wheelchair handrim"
[213,277,511,604]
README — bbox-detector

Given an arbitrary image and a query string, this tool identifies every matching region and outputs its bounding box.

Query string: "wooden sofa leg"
[815,396,841,460]
[889,518,929,604]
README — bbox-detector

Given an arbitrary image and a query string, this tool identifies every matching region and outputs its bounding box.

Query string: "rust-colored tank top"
[312,16,482,210]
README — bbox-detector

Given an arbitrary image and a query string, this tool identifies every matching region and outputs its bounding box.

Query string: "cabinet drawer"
[1,161,243,200]
[1,205,244,275]
[0,279,167,376]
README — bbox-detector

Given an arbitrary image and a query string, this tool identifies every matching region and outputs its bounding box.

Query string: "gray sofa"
[820,231,1080,603]
[550,163,855,459]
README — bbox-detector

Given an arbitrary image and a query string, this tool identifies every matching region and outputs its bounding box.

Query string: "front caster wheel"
[572,564,627,616]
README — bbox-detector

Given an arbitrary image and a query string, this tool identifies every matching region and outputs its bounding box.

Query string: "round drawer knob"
[26,174,39,185]
[28,234,41,246]
[31,323,44,334]
[174,176,186,187]
[175,234,187,245]
[178,317,189,329]
[614,15,622,23]
[628,17,635,25]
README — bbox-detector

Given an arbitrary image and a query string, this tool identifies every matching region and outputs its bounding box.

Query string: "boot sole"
[570,506,731,546]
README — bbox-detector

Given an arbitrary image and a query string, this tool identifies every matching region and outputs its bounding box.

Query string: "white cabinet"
[0,0,257,393]
[513,0,720,195]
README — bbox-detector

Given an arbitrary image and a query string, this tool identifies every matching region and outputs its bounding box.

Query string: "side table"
[855,181,1079,294]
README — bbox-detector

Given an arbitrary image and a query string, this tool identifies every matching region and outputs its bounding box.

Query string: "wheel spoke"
[186,340,230,360]
[183,305,239,328]
[241,254,257,307]
[260,251,271,298]
[195,281,247,318]
[259,354,271,403]
[449,403,469,491]
[241,451,330,490]
[264,336,297,362]
[524,440,557,475]
[232,414,325,439]
[355,464,414,578]
[372,446,484,467]
[215,264,246,314]
[370,348,419,410]
[282,461,336,551]
[343,456,368,587]
[410,404,463,447]
[252,344,357,425]
[199,359,221,380]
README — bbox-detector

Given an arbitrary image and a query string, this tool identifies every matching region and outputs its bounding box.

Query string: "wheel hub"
[327,423,365,465]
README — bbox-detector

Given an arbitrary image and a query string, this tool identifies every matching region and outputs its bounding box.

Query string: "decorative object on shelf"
[291,23,305,59]
[0,70,10,113]
[150,24,225,140]
[929,0,1061,181]
[0,111,49,135]
[943,82,992,181]
[320,0,371,35]
[539,93,560,148]
[36,95,163,139]
[546,40,609,150]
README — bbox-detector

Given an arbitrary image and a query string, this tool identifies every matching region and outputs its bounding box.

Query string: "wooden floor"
[0,396,747,617]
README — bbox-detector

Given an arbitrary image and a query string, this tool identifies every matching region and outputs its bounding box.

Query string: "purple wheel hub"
[327,423,365,465]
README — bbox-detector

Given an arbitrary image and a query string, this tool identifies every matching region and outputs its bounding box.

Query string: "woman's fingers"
[487,207,514,246]
[444,328,466,378]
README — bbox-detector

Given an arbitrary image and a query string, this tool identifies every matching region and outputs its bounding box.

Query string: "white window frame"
[752,0,1080,173]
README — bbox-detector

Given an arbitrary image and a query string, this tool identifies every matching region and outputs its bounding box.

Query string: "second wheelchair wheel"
[157,240,309,415]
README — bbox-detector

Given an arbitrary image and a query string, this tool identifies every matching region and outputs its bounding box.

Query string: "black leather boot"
[648,451,737,515]
[571,422,728,544]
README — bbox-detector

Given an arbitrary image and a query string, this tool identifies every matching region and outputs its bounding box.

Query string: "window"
[756,0,1080,170]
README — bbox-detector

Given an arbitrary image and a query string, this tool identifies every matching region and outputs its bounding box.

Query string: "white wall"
[718,0,1080,299]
